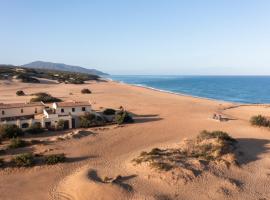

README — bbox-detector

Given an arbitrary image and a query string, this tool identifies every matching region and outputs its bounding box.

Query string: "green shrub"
[12,153,34,167]
[16,90,25,96]
[81,88,92,94]
[0,124,24,139]
[44,154,66,165]
[250,115,270,127]
[26,123,44,134]
[69,79,84,84]
[8,138,28,149]
[79,116,92,128]
[103,108,116,115]
[16,74,40,83]
[0,158,4,168]
[79,113,105,127]
[115,111,134,125]
[56,119,68,130]
[30,92,62,103]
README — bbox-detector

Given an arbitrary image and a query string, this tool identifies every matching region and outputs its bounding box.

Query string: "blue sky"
[1,0,270,75]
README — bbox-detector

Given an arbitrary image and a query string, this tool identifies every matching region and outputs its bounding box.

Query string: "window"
[1,110,4,115]
[61,108,64,113]
[72,108,75,112]
[21,109,24,113]
[35,108,38,114]
[82,107,86,111]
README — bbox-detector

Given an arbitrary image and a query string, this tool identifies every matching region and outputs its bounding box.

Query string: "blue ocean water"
[109,75,270,104]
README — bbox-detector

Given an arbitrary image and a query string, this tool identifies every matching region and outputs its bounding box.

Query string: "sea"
[108,75,270,104]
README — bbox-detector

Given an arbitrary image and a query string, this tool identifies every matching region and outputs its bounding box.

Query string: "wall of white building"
[0,105,44,119]
[52,104,91,116]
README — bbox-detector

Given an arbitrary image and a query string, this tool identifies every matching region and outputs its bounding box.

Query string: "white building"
[0,102,45,129]
[0,101,92,130]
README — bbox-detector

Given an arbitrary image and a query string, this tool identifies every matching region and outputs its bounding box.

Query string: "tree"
[16,90,25,96]
[115,111,134,125]
[56,119,66,130]
[0,124,24,139]
[81,88,92,94]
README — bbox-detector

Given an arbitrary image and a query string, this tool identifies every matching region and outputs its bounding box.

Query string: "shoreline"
[108,79,270,106]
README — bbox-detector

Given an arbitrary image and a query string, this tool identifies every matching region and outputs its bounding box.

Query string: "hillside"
[22,61,108,76]
[0,65,100,84]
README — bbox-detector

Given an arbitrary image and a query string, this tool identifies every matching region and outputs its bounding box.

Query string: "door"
[72,118,76,129]
[45,122,51,129]
[63,120,69,129]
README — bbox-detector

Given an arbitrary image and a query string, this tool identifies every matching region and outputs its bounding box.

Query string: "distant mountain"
[21,61,108,76]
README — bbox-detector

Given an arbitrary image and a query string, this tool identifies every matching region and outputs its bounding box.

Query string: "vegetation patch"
[79,113,105,127]
[115,111,134,124]
[81,88,92,94]
[16,90,25,96]
[56,120,68,130]
[0,65,100,84]
[12,153,34,167]
[133,130,238,172]
[0,158,4,168]
[16,74,40,83]
[26,123,44,134]
[0,124,24,139]
[30,92,62,103]
[8,138,28,149]
[250,115,270,127]
[44,153,66,165]
[102,108,116,115]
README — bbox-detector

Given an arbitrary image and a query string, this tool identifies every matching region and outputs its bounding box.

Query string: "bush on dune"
[30,92,62,103]
[16,90,25,96]
[44,154,66,165]
[8,138,28,149]
[250,115,270,127]
[197,130,236,143]
[115,111,134,124]
[133,130,238,172]
[12,153,34,167]
[81,88,92,94]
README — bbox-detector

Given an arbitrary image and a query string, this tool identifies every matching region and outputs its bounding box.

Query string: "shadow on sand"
[130,113,163,124]
[87,169,137,192]
[236,138,270,165]
[66,155,98,163]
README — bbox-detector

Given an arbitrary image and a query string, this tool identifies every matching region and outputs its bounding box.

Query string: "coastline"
[107,75,270,105]
[108,79,270,106]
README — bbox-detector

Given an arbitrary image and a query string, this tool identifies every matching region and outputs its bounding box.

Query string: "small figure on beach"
[212,113,223,121]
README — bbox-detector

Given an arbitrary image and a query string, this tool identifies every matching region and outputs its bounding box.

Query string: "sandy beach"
[1,80,270,200]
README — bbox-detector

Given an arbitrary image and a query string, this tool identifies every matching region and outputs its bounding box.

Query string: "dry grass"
[133,130,238,172]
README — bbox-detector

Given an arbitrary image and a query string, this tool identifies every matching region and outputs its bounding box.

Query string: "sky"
[1,0,270,75]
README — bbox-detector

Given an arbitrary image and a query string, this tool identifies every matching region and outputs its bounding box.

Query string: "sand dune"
[1,80,270,199]
[54,167,132,200]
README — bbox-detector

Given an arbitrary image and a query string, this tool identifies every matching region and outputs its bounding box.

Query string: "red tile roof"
[0,102,44,109]
[55,101,91,107]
